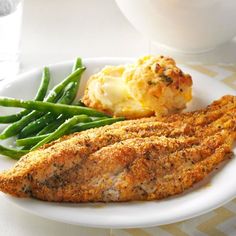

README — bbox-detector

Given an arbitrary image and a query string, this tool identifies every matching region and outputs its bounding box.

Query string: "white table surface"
[1,0,236,235]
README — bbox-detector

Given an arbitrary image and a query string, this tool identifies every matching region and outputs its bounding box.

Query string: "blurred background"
[21,0,148,71]
[21,0,236,72]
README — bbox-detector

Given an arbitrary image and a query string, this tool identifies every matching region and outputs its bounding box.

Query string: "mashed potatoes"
[82,55,192,119]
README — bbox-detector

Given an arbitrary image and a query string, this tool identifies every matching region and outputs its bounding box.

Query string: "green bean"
[17,117,124,147]
[46,66,85,103]
[90,116,108,121]
[21,145,33,151]
[0,67,50,123]
[25,57,83,132]
[16,134,48,147]
[0,110,30,124]
[31,115,91,150]
[21,72,80,137]
[71,117,125,133]
[18,60,84,139]
[37,115,96,136]
[0,97,109,118]
[72,57,82,72]
[0,111,44,140]
[0,145,28,160]
[37,116,66,135]
[0,67,85,140]
[34,67,51,101]
[19,82,79,138]
[71,57,83,103]
[19,112,59,139]
[31,58,83,133]
[58,82,78,104]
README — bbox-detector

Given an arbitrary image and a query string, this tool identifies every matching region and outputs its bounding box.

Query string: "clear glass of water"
[0,0,23,80]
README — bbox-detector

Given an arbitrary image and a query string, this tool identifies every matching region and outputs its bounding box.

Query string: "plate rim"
[2,193,235,229]
[0,57,236,228]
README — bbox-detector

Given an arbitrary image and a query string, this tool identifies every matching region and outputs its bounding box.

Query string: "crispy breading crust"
[0,95,235,202]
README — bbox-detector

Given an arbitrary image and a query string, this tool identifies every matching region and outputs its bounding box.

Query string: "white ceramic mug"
[115,0,236,53]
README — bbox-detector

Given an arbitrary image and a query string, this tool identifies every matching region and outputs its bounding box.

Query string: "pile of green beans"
[0,58,125,159]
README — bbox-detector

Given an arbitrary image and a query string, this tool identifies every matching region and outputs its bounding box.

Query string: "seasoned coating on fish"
[0,95,235,202]
[35,132,233,202]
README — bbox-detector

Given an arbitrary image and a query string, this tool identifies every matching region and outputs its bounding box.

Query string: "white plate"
[0,58,236,228]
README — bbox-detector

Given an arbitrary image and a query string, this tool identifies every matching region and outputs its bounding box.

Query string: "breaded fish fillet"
[0,95,235,202]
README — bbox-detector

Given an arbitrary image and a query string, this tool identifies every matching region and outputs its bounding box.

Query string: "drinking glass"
[0,0,23,80]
